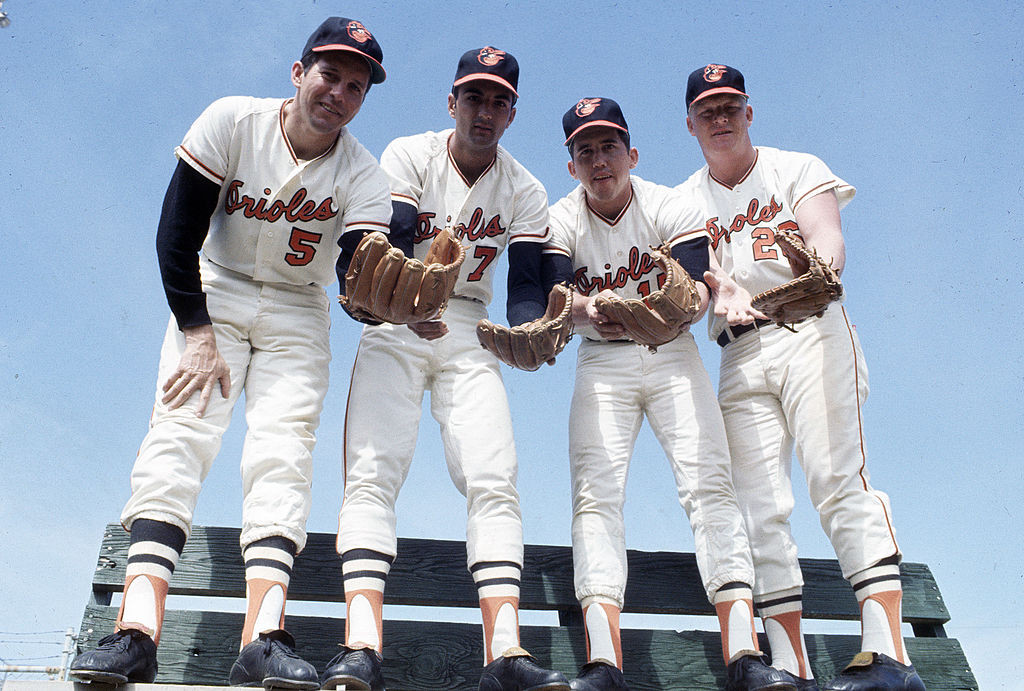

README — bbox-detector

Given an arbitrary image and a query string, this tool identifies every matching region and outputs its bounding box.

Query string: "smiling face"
[568,126,638,217]
[685,93,753,157]
[290,51,371,139]
[448,81,517,154]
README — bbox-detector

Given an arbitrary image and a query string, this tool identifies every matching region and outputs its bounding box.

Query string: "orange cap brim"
[563,120,629,146]
[453,73,518,97]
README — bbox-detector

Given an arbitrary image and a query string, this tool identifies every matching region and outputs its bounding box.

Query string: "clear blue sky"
[1,1,1020,688]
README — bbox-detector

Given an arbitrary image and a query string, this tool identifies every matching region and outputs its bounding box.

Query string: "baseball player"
[679,64,926,691]
[69,17,391,688]
[323,48,570,691]
[542,98,797,691]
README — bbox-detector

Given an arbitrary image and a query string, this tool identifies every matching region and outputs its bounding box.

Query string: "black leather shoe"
[70,628,158,685]
[321,646,385,691]
[822,652,926,691]
[726,652,798,691]
[777,668,819,690]
[569,660,629,690]
[228,629,319,689]
[479,646,570,691]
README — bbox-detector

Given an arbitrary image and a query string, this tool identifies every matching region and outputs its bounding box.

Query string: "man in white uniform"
[679,63,926,691]
[542,98,796,691]
[325,47,569,691]
[69,17,392,689]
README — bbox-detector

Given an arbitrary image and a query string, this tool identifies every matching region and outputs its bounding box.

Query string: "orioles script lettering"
[224,181,337,223]
[706,195,783,249]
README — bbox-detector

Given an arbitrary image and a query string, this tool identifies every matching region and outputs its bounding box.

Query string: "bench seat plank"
[79,606,976,690]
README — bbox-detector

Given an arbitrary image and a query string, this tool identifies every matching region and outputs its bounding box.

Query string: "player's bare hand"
[161,324,231,417]
[574,290,626,340]
[408,320,448,341]
[703,270,767,325]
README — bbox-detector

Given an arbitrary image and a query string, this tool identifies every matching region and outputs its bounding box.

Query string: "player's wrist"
[183,323,217,346]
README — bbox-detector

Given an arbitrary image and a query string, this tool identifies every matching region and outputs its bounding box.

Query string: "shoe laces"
[95,631,137,651]
[268,638,303,660]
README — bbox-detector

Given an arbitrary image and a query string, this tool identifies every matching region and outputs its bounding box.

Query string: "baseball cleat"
[69,627,158,685]
[821,652,926,691]
[569,660,629,690]
[320,645,385,690]
[479,646,570,690]
[228,629,319,689]
[726,652,798,691]
[776,668,819,690]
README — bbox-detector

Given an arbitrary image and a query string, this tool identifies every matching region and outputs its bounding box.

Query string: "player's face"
[568,127,638,212]
[448,82,517,153]
[686,94,753,154]
[291,52,371,135]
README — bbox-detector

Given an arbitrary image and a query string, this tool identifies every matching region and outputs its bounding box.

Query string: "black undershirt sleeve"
[506,242,547,326]
[156,159,221,330]
[335,231,362,293]
[541,253,574,294]
[387,200,417,258]
[671,236,711,288]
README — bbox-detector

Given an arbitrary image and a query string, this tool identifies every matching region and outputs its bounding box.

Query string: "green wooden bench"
[76,523,977,689]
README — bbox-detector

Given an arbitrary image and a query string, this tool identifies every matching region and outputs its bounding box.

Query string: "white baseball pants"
[121,258,330,551]
[569,333,755,606]
[338,298,524,567]
[717,306,900,597]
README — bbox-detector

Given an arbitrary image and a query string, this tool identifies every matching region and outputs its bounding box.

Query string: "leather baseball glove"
[476,283,575,371]
[340,229,465,324]
[592,244,701,352]
[751,229,843,327]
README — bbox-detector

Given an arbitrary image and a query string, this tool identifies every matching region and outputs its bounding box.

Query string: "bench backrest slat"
[92,524,950,624]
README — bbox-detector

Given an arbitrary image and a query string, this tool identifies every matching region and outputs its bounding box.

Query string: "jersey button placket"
[254,220,275,278]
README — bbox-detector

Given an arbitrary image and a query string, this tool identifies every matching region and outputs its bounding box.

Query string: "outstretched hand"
[704,270,768,326]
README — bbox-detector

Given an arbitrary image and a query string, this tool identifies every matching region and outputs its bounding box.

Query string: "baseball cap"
[453,47,519,97]
[685,64,747,110]
[302,17,386,84]
[562,97,629,146]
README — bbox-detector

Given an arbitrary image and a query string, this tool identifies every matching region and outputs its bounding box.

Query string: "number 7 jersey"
[379,129,550,306]
[677,146,855,341]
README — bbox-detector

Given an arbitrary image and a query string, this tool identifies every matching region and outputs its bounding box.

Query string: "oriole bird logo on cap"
[477,47,506,66]
[703,64,728,82]
[347,20,372,44]
[575,98,602,117]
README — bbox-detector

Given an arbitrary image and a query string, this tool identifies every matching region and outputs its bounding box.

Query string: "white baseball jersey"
[176,95,392,287]
[543,176,706,340]
[379,129,549,305]
[677,146,854,341]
